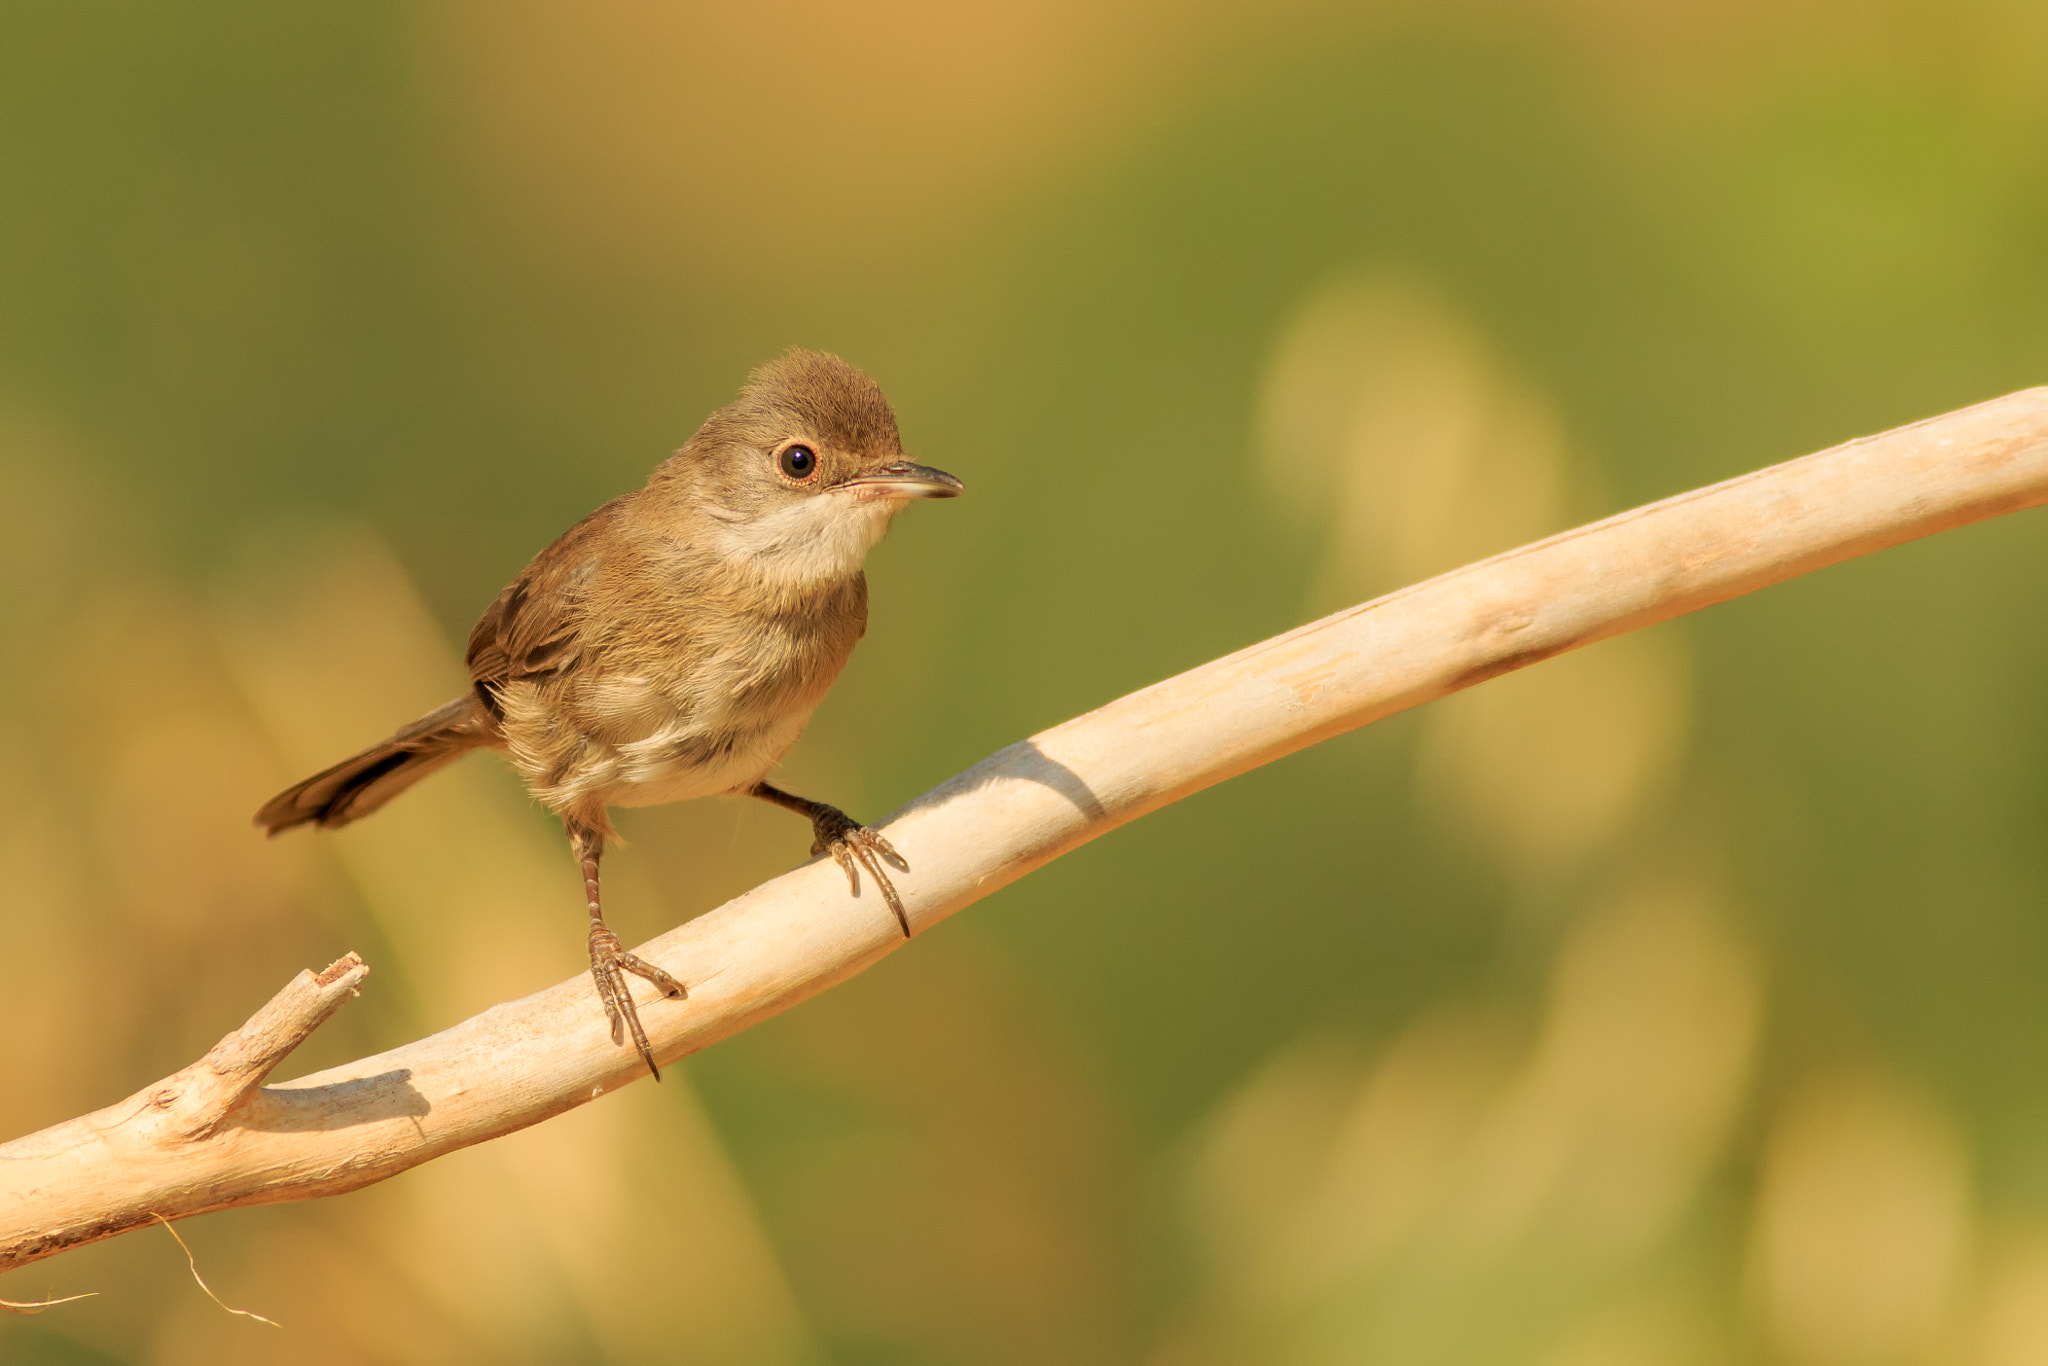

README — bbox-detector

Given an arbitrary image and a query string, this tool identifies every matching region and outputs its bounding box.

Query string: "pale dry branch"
[4,388,2047,1273]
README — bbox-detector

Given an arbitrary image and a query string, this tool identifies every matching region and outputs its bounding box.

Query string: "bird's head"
[660,349,962,584]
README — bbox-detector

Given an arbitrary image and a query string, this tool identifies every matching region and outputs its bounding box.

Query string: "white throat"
[712,491,899,587]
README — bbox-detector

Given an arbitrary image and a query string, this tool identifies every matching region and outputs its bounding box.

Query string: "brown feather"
[253,696,498,834]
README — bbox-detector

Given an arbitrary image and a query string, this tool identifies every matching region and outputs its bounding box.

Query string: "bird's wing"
[465,500,621,713]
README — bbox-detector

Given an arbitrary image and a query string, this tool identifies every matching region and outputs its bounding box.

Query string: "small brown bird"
[255,350,962,1078]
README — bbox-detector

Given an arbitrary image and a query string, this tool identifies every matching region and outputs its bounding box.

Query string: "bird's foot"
[587,920,687,1080]
[808,806,912,937]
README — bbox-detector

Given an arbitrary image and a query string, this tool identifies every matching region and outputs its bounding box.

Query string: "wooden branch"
[5,388,2047,1272]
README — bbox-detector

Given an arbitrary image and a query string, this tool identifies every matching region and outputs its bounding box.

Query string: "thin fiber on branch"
[3,387,2046,1273]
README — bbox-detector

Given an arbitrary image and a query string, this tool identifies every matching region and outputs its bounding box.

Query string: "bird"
[254,349,963,1079]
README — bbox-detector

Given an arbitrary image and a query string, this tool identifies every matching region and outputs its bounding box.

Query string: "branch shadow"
[241,1069,430,1132]
[894,737,1106,824]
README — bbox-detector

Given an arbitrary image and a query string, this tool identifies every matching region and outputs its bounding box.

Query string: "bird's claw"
[810,810,912,938]
[588,921,686,1080]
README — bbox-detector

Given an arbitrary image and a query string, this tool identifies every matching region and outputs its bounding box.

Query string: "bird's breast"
[502,581,867,813]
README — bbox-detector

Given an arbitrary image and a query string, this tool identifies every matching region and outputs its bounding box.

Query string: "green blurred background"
[3,1,2047,1361]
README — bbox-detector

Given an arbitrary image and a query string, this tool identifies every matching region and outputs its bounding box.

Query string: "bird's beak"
[842,460,964,499]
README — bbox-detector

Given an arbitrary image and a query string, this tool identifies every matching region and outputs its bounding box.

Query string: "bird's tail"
[254,695,495,835]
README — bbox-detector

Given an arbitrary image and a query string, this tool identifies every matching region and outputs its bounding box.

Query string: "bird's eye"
[779,444,818,480]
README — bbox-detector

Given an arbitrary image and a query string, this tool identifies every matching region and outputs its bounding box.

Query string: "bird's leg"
[749,782,912,937]
[567,818,686,1081]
